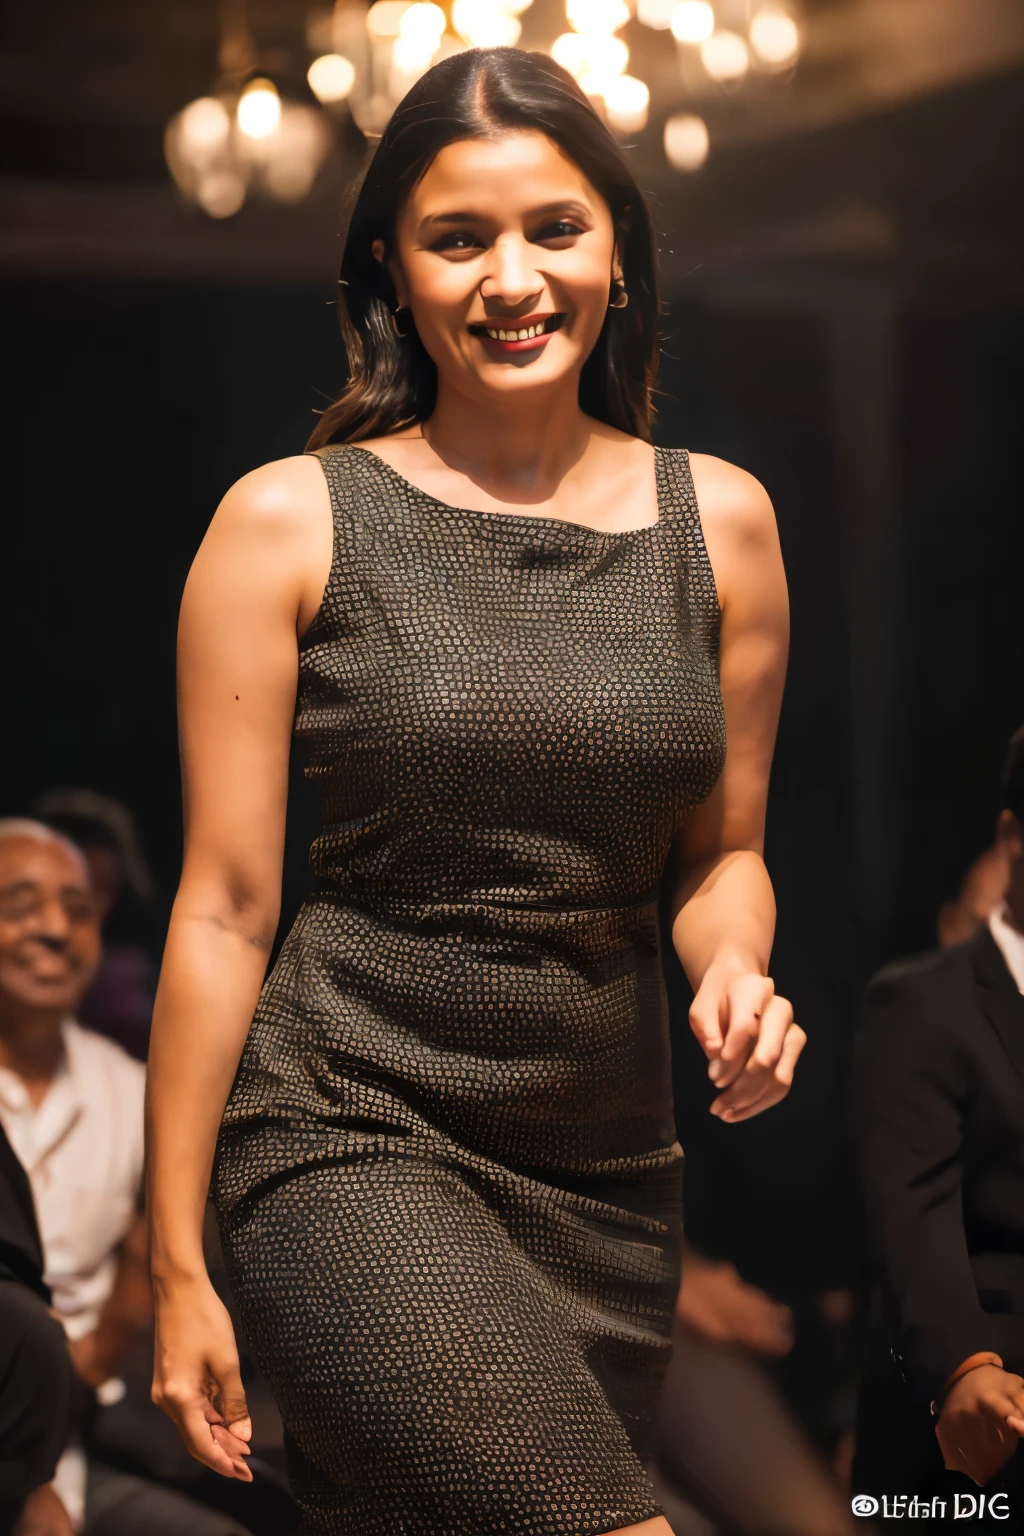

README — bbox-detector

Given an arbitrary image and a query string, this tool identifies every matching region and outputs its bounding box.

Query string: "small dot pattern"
[212,444,726,1535]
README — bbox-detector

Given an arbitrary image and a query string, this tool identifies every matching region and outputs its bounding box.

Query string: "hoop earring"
[391,304,415,338]
[608,279,629,310]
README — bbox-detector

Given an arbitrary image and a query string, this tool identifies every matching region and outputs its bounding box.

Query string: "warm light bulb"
[501,0,535,12]
[452,0,521,46]
[551,31,628,83]
[366,1,413,37]
[196,168,247,218]
[236,79,281,139]
[259,103,330,201]
[550,32,587,72]
[176,97,232,162]
[637,0,676,27]
[699,28,749,80]
[603,74,650,133]
[391,1,446,75]
[307,53,356,103]
[670,1,714,43]
[749,4,801,66]
[566,0,630,35]
[663,111,709,169]
[400,1,447,45]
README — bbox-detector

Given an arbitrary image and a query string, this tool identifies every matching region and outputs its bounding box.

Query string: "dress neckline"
[346,441,668,542]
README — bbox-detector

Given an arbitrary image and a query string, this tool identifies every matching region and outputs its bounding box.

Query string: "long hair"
[307,47,661,449]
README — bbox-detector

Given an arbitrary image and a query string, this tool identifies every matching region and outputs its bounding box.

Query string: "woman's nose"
[482,235,542,309]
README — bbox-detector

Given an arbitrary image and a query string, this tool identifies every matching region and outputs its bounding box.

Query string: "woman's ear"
[371,237,407,306]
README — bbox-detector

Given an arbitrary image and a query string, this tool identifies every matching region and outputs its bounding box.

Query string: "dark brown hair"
[307,46,661,450]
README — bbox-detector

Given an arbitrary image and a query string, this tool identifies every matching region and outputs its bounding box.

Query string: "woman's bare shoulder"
[211,454,329,542]
[685,452,777,545]
[684,453,785,624]
[186,455,333,632]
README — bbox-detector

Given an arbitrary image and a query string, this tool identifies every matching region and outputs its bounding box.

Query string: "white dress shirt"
[0,1018,145,1339]
[989,901,1024,996]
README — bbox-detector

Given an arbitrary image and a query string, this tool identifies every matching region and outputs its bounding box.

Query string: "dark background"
[2,0,1023,1312]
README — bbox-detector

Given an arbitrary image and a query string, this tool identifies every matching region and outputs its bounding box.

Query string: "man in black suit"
[853,725,1024,1521]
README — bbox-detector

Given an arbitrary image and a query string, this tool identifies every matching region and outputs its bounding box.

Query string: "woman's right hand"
[151,1273,253,1481]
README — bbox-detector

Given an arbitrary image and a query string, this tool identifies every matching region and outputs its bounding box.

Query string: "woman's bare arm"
[146,452,331,1474]
[666,453,801,1122]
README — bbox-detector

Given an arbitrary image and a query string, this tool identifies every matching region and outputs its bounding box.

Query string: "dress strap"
[656,446,722,647]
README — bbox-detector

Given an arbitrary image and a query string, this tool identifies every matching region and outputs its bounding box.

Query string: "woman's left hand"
[689,962,805,1122]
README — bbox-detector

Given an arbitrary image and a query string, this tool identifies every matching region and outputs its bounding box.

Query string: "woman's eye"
[434,231,482,252]
[536,221,584,243]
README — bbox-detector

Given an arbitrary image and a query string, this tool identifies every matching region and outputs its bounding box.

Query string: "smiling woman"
[146,43,796,1536]
[307,48,659,451]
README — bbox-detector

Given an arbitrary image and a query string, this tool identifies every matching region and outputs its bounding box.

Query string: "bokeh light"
[603,74,650,134]
[749,4,802,67]
[366,1,414,38]
[195,168,247,218]
[663,110,710,169]
[637,0,677,28]
[566,0,631,35]
[700,29,750,81]
[670,2,715,44]
[307,53,356,103]
[551,31,629,87]
[236,78,281,139]
[451,0,522,47]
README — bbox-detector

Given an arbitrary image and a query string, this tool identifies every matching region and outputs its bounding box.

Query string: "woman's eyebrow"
[418,198,593,232]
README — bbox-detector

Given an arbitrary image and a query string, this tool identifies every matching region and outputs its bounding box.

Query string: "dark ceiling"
[0,0,1021,297]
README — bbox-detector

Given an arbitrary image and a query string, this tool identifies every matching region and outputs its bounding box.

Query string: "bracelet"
[929,1352,1004,1417]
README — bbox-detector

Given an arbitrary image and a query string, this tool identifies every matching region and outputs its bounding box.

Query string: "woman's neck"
[422,382,597,499]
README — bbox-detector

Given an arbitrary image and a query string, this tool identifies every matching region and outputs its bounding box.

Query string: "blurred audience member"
[34,791,158,1060]
[675,1248,795,1355]
[649,1247,857,1535]
[0,819,254,1535]
[0,1117,73,1534]
[937,840,1010,949]
[852,724,1024,1512]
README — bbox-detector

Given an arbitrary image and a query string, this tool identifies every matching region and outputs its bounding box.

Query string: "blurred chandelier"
[165,0,803,218]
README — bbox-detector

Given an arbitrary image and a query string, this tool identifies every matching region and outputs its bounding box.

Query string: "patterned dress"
[212,442,726,1535]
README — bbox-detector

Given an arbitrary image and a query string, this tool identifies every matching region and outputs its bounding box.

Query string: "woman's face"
[373,130,621,407]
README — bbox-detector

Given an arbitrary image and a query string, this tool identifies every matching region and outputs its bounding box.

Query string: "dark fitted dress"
[211,443,726,1536]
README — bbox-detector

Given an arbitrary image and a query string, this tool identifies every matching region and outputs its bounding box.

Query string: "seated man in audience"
[651,1246,858,1536]
[936,839,1009,949]
[853,725,1024,1515]
[0,817,255,1535]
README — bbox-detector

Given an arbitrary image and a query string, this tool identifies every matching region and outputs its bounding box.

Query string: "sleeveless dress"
[212,443,726,1536]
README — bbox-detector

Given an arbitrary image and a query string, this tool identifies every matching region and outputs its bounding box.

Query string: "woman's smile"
[468,311,567,354]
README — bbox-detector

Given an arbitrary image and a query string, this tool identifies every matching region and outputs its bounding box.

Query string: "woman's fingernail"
[709,1060,724,1082]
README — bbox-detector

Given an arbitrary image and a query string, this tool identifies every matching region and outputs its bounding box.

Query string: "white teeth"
[482,321,552,341]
